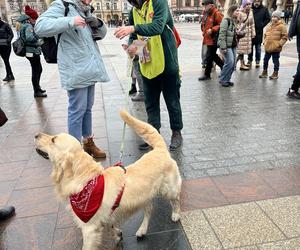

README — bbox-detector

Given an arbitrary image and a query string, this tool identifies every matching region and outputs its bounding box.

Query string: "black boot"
[3,74,15,82]
[169,130,183,151]
[34,91,47,98]
[0,206,15,221]
[129,84,137,95]
[38,87,46,93]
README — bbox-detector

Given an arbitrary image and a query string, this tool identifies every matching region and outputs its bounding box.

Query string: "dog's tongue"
[36,148,49,159]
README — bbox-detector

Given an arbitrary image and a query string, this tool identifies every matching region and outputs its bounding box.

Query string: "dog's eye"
[51,137,56,143]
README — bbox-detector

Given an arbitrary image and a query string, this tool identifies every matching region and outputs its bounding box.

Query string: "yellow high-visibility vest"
[132,0,165,79]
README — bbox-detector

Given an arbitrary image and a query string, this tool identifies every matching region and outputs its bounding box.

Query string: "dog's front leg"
[81,224,103,250]
[136,202,152,239]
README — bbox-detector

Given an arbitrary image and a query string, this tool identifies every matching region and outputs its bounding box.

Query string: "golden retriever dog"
[35,109,182,250]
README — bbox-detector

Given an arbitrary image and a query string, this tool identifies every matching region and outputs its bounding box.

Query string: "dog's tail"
[119,109,167,150]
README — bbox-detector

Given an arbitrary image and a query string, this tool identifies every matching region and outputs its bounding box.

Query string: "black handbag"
[0,108,8,127]
[12,30,26,57]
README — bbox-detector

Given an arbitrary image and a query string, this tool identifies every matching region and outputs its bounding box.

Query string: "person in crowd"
[259,11,287,80]
[236,0,256,71]
[247,0,270,68]
[287,0,300,99]
[198,0,224,81]
[114,0,183,151]
[0,17,14,82]
[284,9,290,24]
[218,5,239,87]
[18,14,47,98]
[121,38,145,102]
[200,9,208,69]
[0,107,15,222]
[35,0,110,158]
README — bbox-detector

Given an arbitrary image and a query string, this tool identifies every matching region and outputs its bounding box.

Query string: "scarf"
[70,175,105,223]
[74,0,91,17]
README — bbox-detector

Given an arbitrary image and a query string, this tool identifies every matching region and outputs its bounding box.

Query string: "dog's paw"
[172,212,180,222]
[135,229,147,239]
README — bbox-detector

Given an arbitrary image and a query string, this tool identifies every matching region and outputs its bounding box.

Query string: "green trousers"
[142,71,183,131]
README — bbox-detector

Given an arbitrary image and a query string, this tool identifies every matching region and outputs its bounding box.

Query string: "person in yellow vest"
[114,0,183,151]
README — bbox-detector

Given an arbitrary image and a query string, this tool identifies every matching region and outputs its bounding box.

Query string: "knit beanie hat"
[272,10,282,19]
[241,0,253,8]
[24,5,39,20]
[202,0,214,5]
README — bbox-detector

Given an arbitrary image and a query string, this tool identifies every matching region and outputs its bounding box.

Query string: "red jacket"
[201,7,223,45]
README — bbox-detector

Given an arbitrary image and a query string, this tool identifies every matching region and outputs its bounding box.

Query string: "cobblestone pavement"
[0,23,299,249]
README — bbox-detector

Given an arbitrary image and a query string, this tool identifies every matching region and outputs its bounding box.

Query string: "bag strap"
[57,0,70,45]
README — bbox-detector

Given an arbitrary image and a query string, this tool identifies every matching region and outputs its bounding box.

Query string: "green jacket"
[217,18,237,49]
[129,0,179,76]
[20,23,41,55]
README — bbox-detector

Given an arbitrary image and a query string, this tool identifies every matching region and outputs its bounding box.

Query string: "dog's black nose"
[35,133,40,139]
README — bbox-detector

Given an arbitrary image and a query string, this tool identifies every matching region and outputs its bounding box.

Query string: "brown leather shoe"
[83,137,106,158]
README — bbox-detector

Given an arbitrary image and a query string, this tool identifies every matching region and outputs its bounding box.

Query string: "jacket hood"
[17,14,30,22]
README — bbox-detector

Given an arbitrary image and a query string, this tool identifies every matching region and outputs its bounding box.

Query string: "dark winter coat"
[252,3,270,45]
[289,0,300,38]
[0,20,14,46]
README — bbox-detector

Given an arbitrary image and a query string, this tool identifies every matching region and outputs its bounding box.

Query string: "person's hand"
[207,29,212,35]
[74,16,86,27]
[127,44,137,58]
[114,26,135,39]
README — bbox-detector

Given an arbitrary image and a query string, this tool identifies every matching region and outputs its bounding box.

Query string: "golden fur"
[35,109,182,250]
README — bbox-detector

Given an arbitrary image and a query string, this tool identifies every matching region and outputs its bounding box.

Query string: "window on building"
[124,2,127,10]
[194,0,199,7]
[114,2,117,10]
[185,0,191,7]
[106,2,110,10]
[9,3,14,10]
[96,3,101,10]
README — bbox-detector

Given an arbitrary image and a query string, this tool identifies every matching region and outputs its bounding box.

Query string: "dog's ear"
[51,153,74,183]
[62,153,74,178]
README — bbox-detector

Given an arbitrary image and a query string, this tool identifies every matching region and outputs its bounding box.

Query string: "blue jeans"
[219,48,236,83]
[67,85,95,141]
[248,43,262,63]
[263,52,280,72]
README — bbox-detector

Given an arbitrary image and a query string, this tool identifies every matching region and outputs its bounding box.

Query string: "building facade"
[92,0,131,23]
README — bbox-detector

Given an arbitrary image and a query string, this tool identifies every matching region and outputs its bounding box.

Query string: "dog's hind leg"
[163,170,181,222]
[136,202,153,238]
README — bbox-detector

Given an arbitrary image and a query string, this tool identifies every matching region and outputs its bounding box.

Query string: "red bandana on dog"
[70,175,105,223]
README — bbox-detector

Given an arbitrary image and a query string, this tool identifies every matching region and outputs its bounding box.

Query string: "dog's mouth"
[36,148,49,159]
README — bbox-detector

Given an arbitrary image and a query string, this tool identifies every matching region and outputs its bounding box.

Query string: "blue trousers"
[219,48,236,83]
[67,85,95,141]
[248,43,262,63]
[263,52,280,72]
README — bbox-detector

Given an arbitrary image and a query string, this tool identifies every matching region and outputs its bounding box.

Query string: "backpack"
[212,11,223,47]
[0,23,9,45]
[41,0,70,63]
[12,28,26,57]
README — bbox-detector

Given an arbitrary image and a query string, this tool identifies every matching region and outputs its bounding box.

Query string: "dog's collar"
[113,162,127,173]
